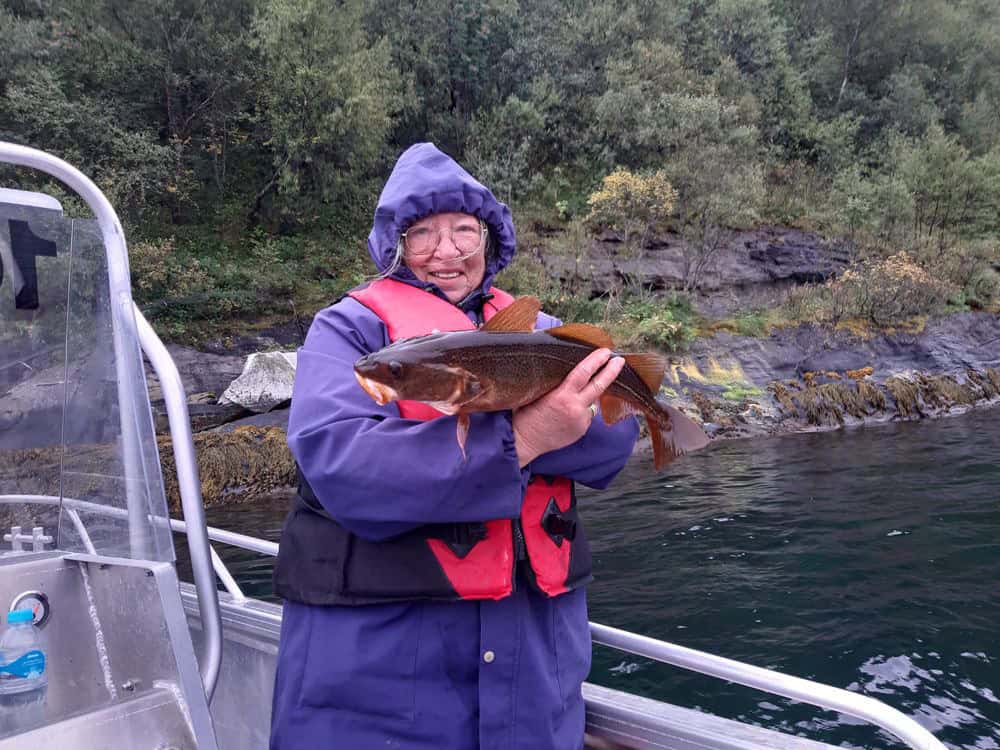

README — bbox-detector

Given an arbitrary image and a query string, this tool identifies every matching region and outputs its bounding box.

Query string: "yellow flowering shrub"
[586,169,677,242]
[828,251,954,324]
[586,169,678,295]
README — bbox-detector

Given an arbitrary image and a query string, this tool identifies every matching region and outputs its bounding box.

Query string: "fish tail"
[646,402,711,470]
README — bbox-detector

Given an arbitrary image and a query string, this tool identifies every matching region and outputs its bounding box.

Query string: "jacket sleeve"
[526,312,639,489]
[287,298,526,542]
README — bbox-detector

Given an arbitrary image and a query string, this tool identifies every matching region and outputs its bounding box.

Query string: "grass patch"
[722,383,763,402]
[704,309,775,338]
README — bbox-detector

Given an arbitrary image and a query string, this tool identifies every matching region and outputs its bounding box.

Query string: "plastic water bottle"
[0,609,46,734]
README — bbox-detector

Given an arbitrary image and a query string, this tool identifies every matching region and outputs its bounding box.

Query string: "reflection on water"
[183,411,1000,749]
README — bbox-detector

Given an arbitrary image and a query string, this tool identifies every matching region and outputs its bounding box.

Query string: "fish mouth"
[354,371,399,406]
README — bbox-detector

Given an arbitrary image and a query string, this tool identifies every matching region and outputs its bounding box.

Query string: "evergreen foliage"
[2,0,999,337]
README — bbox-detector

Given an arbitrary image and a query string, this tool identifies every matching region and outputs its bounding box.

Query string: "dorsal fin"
[546,323,615,350]
[483,296,541,333]
[622,352,667,394]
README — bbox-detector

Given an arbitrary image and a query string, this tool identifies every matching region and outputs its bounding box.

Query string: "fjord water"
[202,409,1000,749]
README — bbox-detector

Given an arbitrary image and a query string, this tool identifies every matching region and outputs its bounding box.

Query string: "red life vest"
[349,278,581,599]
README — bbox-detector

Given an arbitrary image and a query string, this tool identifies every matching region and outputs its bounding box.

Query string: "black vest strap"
[296,470,488,557]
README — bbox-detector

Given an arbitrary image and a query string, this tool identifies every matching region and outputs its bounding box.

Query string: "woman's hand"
[512,348,626,467]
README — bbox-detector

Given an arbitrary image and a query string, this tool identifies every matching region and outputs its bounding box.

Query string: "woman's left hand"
[511,348,625,467]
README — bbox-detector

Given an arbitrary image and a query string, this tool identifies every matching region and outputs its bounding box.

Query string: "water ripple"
[197,411,1000,748]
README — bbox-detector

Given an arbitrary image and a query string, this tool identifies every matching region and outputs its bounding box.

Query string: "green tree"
[363,0,522,156]
[252,0,401,225]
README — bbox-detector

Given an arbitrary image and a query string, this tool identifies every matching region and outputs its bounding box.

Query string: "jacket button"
[483,650,495,664]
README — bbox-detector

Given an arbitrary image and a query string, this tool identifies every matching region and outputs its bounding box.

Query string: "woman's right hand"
[512,348,626,467]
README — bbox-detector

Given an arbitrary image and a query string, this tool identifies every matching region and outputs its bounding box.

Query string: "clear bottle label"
[0,650,45,680]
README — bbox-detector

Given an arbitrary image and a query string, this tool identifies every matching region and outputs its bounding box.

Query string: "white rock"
[219,352,298,413]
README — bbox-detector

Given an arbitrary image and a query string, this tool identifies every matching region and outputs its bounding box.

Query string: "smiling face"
[402,212,487,303]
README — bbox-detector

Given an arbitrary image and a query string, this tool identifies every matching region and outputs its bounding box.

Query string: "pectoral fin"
[456,413,470,460]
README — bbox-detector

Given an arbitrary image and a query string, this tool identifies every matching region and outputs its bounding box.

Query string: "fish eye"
[388,361,403,378]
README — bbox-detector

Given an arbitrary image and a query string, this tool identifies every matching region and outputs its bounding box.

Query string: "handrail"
[133,306,222,702]
[165,514,946,750]
[590,623,946,750]
[0,493,947,749]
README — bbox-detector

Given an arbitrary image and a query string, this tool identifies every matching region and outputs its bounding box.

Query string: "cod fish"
[353,296,710,469]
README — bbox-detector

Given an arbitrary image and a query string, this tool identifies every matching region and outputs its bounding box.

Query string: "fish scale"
[434,333,664,418]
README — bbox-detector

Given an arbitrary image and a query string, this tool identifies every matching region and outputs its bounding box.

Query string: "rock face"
[683,313,1000,387]
[540,225,851,316]
[0,351,121,450]
[669,312,1000,440]
[145,345,250,434]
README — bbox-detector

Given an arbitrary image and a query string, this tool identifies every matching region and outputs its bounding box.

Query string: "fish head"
[354,347,482,411]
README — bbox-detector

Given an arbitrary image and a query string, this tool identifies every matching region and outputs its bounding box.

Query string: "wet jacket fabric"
[270,143,638,749]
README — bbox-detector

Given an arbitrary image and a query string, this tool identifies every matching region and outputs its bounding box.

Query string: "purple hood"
[367,143,517,295]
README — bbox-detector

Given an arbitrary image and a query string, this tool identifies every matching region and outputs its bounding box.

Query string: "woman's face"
[402,212,487,303]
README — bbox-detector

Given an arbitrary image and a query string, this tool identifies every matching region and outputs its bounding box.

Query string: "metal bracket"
[4,525,53,552]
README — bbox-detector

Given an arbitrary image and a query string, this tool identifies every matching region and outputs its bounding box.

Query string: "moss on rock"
[158,426,296,510]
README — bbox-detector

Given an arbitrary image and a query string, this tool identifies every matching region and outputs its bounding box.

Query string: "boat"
[0,142,949,749]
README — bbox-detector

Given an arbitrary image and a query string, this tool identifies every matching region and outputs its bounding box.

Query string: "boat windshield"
[0,190,174,562]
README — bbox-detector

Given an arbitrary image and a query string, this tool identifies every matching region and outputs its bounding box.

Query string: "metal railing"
[0,490,948,750]
[134,305,222,699]
[149,512,946,750]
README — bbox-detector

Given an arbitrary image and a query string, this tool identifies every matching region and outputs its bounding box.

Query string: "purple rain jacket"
[270,143,639,750]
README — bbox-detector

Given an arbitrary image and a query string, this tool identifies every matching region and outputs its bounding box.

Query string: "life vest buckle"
[425,522,488,559]
[540,497,577,547]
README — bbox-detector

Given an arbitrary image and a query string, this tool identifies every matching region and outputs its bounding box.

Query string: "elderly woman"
[271,143,638,749]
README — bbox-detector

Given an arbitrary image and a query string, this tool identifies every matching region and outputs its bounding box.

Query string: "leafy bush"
[496,251,607,324]
[587,169,677,243]
[130,237,210,305]
[964,268,1000,310]
[586,169,677,296]
[616,298,694,351]
[828,252,955,324]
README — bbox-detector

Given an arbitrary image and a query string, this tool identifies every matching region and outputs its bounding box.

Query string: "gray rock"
[682,313,1000,388]
[145,345,250,434]
[220,352,298,413]
[0,352,120,450]
[145,345,246,401]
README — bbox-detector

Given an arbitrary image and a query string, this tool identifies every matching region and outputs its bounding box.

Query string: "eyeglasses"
[401,221,487,259]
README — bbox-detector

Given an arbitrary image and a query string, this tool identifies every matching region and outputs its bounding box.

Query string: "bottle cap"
[6,610,34,624]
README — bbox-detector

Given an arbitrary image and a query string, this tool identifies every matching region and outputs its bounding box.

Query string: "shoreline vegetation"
[142,305,1000,511]
[3,1,1000,506]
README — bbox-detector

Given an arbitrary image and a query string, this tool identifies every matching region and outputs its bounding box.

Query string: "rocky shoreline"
[144,310,1000,510]
[5,225,996,510]
[145,219,998,508]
